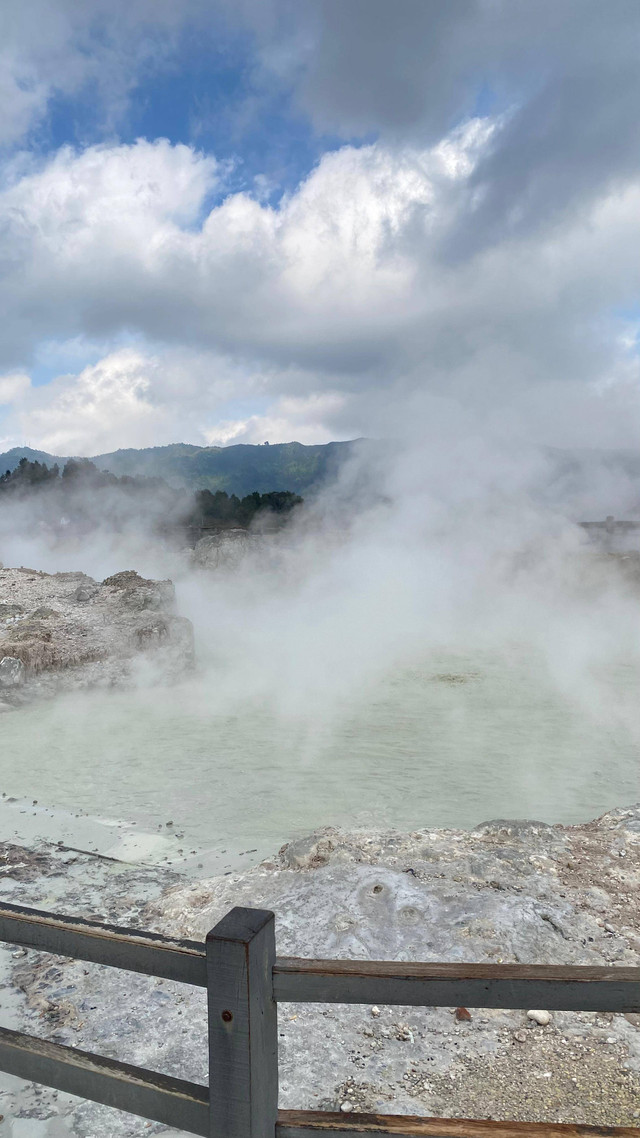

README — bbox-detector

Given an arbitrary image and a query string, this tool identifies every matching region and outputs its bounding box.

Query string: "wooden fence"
[0,901,639,1137]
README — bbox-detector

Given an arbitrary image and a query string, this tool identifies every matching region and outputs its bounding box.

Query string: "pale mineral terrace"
[0,805,638,1136]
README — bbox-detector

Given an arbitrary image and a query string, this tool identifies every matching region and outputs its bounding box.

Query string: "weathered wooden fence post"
[206,907,278,1138]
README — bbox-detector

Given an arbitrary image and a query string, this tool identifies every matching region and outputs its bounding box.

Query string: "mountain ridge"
[2,440,639,510]
[0,440,364,497]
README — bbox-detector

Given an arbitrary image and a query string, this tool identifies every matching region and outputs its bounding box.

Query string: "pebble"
[12,949,27,959]
[514,1030,528,1043]
[371,1006,380,1017]
[340,1102,354,1113]
[527,1009,552,1026]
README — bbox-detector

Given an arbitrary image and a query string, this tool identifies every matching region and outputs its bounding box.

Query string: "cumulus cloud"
[6,350,167,455]
[0,343,358,454]
[1,3,640,458]
[247,0,640,245]
[0,345,272,455]
[5,0,640,250]
[0,139,220,364]
[0,131,459,368]
[0,118,639,455]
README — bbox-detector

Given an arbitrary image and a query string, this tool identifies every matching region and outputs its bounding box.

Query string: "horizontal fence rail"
[0,1027,209,1135]
[4,903,639,1013]
[0,901,638,1137]
[273,958,640,1011]
[0,901,207,986]
[276,1114,640,1138]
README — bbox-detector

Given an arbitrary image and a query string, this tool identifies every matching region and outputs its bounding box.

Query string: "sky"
[1,0,640,457]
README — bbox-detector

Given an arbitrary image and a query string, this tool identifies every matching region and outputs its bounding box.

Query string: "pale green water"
[0,646,638,857]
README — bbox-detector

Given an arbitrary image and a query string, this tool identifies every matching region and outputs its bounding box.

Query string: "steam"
[2,430,639,717]
[175,433,640,724]
[1,424,639,846]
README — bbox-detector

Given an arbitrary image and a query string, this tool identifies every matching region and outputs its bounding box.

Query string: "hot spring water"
[1,644,637,863]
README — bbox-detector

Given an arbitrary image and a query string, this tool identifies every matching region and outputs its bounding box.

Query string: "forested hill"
[0,440,362,497]
[0,457,303,535]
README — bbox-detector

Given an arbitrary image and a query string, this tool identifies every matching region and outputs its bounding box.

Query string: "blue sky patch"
[36,21,359,206]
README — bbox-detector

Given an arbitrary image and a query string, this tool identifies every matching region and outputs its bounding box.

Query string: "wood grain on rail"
[278,1110,640,1138]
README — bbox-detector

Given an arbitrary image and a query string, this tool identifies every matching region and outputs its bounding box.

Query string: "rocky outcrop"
[191,528,264,569]
[0,655,24,687]
[0,566,194,705]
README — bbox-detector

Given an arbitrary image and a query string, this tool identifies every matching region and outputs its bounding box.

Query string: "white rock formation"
[191,528,266,569]
[0,566,194,705]
[0,655,24,688]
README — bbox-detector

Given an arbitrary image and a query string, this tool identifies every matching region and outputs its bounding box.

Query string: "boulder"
[74,585,97,603]
[0,656,25,688]
[0,603,25,620]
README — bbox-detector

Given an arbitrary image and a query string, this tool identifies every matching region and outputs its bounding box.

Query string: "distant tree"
[191,487,302,528]
[0,453,302,539]
[0,457,58,490]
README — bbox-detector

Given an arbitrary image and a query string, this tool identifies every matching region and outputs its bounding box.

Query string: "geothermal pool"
[1,645,638,862]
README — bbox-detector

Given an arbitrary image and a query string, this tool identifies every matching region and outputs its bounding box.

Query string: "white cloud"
[246,1,640,244]
[0,126,534,365]
[6,350,166,455]
[0,372,30,405]
[0,349,357,455]
[204,393,352,447]
[0,344,289,455]
[2,137,219,251]
[1,117,640,454]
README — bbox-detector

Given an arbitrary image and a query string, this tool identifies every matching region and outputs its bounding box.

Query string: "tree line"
[0,457,302,531]
[0,456,161,490]
[192,488,303,528]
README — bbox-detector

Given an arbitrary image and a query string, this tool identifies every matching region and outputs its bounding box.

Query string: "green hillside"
[0,446,66,472]
[0,440,362,497]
